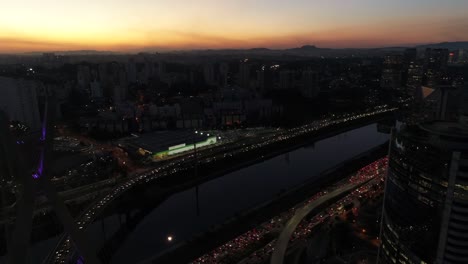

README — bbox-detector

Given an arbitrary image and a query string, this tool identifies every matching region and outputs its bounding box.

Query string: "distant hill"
[287,45,320,51]
[23,50,120,56]
[179,42,468,58]
[416,41,468,50]
[247,48,272,52]
[17,41,468,58]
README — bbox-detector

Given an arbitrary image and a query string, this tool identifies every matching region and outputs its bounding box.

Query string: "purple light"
[40,127,46,140]
[76,256,84,264]
[32,149,45,179]
[35,107,47,178]
[40,108,47,141]
[37,151,44,175]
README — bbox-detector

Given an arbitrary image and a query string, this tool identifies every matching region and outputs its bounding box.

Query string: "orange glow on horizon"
[1,1,468,53]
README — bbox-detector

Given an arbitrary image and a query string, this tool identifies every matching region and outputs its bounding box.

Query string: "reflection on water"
[9,123,389,264]
[103,123,389,264]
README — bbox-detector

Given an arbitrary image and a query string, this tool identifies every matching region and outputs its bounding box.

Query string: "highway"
[191,157,388,264]
[44,105,396,264]
[270,182,362,264]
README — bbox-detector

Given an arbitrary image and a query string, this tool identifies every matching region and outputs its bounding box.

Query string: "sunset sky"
[1,0,468,53]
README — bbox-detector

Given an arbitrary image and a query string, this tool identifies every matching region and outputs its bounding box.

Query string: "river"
[79,122,391,264]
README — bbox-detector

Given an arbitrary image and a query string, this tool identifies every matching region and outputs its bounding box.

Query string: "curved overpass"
[270,181,369,264]
[45,107,396,264]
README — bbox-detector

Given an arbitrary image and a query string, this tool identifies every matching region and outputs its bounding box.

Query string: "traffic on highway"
[190,157,388,264]
[46,106,395,264]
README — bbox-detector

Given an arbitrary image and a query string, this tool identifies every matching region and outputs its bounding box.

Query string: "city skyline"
[1,3,468,261]
[1,0,468,53]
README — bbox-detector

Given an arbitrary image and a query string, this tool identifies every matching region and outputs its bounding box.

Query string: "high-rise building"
[112,85,127,105]
[257,65,274,94]
[203,63,216,86]
[381,54,403,91]
[279,70,295,90]
[219,62,229,87]
[458,49,466,63]
[424,48,449,87]
[0,77,41,130]
[404,48,423,96]
[301,69,319,98]
[158,61,167,79]
[42,52,65,68]
[380,116,468,264]
[90,81,103,98]
[403,48,418,65]
[407,61,423,87]
[239,59,251,88]
[448,52,457,64]
[126,60,137,83]
[77,65,91,90]
[136,62,150,84]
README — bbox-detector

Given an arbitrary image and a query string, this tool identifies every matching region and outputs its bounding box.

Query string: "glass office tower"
[380,118,468,264]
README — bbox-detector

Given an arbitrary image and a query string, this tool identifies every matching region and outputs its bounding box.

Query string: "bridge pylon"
[1,96,101,264]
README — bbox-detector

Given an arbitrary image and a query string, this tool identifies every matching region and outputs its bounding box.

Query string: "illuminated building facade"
[424,48,449,88]
[381,54,404,91]
[153,136,217,159]
[380,119,468,264]
[121,131,219,160]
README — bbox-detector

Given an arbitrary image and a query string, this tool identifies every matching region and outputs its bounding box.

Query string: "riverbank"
[101,111,394,220]
[45,109,395,264]
[149,142,388,264]
[155,111,393,190]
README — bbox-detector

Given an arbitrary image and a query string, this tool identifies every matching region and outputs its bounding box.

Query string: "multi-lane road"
[270,180,370,264]
[191,157,388,264]
[45,106,396,264]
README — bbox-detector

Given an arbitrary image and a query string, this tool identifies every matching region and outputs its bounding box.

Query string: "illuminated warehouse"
[120,131,218,160]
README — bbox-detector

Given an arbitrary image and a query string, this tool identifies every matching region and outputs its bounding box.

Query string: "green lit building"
[152,136,217,159]
[120,131,219,160]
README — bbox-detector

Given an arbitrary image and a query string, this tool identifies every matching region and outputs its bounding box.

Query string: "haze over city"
[1,1,468,264]
[1,0,468,53]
